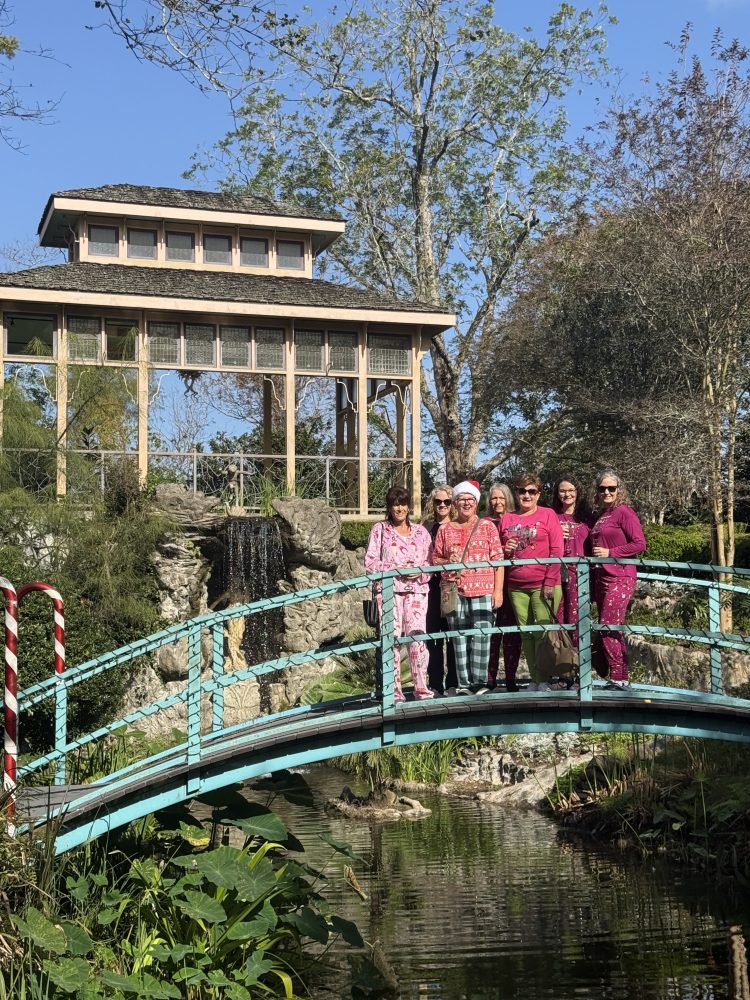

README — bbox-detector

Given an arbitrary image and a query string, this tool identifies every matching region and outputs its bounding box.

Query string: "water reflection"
[266,768,750,1000]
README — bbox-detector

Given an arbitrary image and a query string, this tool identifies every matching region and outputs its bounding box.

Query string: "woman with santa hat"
[431,479,504,695]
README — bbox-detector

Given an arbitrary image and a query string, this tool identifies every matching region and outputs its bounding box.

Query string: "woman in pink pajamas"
[365,485,434,702]
[589,470,646,689]
[551,475,590,646]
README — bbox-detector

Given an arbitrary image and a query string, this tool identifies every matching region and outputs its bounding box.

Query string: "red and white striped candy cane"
[17,583,66,785]
[17,582,65,679]
[1,577,19,826]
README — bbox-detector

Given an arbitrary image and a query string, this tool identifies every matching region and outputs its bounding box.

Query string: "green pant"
[509,586,562,682]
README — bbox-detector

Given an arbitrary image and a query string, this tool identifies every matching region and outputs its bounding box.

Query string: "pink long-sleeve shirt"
[558,513,590,558]
[500,506,564,590]
[432,517,502,597]
[589,504,646,579]
[364,521,432,594]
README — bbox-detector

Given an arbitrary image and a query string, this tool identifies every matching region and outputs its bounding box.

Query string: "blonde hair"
[590,469,631,510]
[488,482,515,514]
[423,484,455,523]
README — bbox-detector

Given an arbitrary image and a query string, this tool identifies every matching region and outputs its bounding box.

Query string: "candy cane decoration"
[17,583,66,786]
[1,577,19,829]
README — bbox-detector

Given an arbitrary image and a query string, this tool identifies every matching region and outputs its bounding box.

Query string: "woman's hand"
[492,589,503,609]
[504,537,519,555]
[542,585,556,601]
[592,546,610,558]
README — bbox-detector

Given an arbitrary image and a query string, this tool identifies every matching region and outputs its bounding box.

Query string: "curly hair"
[551,474,590,520]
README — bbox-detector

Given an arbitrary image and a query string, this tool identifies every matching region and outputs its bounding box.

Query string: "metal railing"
[3,556,750,806]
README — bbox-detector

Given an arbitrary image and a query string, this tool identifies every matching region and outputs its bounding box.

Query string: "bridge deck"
[18,684,750,854]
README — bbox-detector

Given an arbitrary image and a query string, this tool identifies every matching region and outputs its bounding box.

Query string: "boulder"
[272,497,345,571]
[152,483,224,531]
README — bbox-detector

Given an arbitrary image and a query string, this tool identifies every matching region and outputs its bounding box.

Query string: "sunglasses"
[434,500,451,508]
[516,488,539,496]
[598,485,618,494]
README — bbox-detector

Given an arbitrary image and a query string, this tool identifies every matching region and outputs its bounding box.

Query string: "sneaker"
[536,682,552,692]
[443,686,458,697]
[475,686,492,696]
[527,682,539,692]
[455,687,473,696]
[604,680,630,691]
[505,681,519,693]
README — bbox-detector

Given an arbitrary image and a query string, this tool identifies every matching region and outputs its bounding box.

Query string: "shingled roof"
[38,184,343,234]
[0,262,446,315]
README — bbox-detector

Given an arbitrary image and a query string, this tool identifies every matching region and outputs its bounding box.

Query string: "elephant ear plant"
[3,771,378,999]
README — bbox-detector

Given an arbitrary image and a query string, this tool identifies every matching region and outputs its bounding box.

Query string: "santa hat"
[452,479,481,503]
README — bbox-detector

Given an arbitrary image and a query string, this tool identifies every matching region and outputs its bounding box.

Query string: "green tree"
[188,0,612,481]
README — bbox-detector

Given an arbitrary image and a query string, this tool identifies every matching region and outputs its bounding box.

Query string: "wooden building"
[0,185,454,515]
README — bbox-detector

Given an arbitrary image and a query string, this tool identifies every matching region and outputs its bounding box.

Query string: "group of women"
[363,470,646,701]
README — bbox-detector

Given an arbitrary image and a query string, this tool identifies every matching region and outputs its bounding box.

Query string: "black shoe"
[505,680,519,693]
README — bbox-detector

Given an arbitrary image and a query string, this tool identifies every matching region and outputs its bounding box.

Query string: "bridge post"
[211,623,224,732]
[380,575,396,745]
[186,625,202,794]
[577,560,593,730]
[708,583,724,695]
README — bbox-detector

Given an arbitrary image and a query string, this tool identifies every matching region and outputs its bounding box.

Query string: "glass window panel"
[5,314,55,357]
[127,228,157,260]
[166,231,195,262]
[256,328,284,369]
[105,320,138,362]
[295,330,323,371]
[89,225,119,257]
[148,321,180,364]
[68,316,101,361]
[220,325,249,367]
[276,240,304,270]
[368,334,411,375]
[185,324,215,366]
[240,237,268,267]
[328,332,357,372]
[204,234,232,264]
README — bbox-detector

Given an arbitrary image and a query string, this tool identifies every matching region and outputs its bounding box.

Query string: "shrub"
[642,524,711,564]
[341,520,377,550]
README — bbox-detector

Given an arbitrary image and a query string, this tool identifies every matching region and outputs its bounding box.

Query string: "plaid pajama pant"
[447,593,495,689]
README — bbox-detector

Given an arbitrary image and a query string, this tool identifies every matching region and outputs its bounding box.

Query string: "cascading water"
[222,517,285,668]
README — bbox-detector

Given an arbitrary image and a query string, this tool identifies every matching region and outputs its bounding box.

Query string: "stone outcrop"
[126,494,368,736]
[627,635,750,694]
[272,496,345,571]
[325,786,431,822]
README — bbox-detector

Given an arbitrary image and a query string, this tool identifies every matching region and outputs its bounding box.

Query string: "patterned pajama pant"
[488,597,522,684]
[594,575,636,682]
[556,570,580,645]
[378,592,431,701]
[447,594,494,689]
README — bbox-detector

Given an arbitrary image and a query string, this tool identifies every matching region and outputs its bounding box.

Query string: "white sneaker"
[537,682,552,692]
[443,686,458,697]
[605,680,630,691]
[475,686,491,696]
[455,687,472,696]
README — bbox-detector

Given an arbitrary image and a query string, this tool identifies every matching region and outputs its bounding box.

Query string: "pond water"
[269,767,750,1000]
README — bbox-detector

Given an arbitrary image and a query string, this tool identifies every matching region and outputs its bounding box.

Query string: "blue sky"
[1,0,749,254]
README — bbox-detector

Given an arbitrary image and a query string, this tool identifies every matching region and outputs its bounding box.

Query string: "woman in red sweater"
[500,473,564,691]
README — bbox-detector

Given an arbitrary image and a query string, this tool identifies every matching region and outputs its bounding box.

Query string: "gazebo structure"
[0,185,454,516]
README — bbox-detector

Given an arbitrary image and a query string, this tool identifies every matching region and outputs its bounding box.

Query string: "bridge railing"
[4,558,750,791]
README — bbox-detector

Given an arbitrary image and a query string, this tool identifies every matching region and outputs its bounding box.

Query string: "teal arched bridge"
[4,558,750,854]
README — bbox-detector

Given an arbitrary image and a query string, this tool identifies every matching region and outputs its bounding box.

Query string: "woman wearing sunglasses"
[422,485,458,694]
[589,470,646,689]
[499,473,564,690]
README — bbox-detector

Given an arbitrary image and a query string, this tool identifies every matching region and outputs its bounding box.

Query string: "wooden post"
[262,377,273,468]
[358,324,369,515]
[411,327,422,518]
[285,321,295,494]
[137,311,148,486]
[56,308,68,497]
